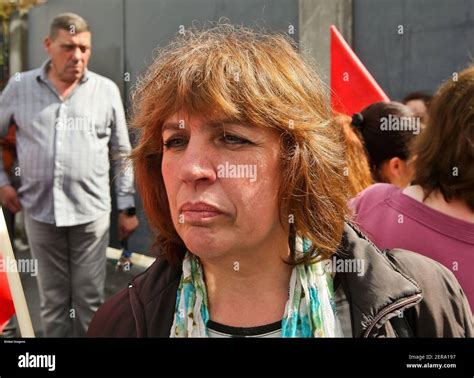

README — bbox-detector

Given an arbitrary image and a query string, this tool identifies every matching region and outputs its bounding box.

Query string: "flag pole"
[0,207,35,337]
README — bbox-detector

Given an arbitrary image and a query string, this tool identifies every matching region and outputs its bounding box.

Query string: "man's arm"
[0,78,17,187]
[108,82,138,240]
[0,78,22,214]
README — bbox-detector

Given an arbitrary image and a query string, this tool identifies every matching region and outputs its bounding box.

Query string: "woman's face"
[161,112,285,261]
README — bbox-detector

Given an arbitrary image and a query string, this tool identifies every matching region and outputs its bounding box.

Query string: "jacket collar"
[128,252,181,337]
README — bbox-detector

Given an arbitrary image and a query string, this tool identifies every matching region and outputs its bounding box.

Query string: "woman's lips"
[179,202,224,222]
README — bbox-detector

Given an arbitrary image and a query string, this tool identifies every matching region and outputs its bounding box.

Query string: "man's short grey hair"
[49,12,90,39]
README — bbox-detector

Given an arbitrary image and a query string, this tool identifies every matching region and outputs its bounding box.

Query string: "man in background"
[0,13,138,337]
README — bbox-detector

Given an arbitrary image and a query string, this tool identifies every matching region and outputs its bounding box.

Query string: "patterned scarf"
[170,236,343,337]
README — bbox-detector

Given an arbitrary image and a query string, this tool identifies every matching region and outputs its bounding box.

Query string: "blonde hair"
[131,24,349,266]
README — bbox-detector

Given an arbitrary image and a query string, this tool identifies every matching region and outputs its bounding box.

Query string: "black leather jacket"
[87,223,473,337]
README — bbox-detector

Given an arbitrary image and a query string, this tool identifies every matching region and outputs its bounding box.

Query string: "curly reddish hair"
[130,24,350,266]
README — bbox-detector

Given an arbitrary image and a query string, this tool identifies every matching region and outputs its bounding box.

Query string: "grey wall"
[353,0,474,101]
[26,0,298,254]
[124,0,298,107]
[299,0,352,83]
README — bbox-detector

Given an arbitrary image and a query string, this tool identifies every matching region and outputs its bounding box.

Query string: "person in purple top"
[350,65,474,312]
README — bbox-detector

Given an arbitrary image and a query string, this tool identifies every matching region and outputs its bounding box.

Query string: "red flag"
[0,255,15,332]
[330,25,390,115]
[0,208,34,337]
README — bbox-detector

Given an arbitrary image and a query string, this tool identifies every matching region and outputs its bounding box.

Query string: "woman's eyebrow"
[162,122,179,133]
[209,120,253,132]
[162,119,248,133]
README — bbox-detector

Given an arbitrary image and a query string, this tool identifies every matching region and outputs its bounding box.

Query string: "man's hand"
[0,185,22,214]
[118,213,139,241]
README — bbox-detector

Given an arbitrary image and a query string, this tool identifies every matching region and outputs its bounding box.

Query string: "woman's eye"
[221,134,250,145]
[163,134,250,149]
[163,137,187,149]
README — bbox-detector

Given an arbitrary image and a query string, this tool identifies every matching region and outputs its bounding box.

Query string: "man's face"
[44,29,91,83]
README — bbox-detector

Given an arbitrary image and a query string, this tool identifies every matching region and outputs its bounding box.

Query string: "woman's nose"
[178,138,217,185]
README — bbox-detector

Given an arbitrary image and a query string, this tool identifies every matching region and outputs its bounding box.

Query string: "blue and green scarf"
[170,237,343,337]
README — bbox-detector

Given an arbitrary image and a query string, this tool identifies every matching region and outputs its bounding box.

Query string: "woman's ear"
[387,157,412,187]
[377,158,404,187]
[388,157,402,175]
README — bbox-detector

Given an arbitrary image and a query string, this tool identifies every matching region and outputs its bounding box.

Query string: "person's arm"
[0,78,17,186]
[108,82,138,240]
[0,79,22,213]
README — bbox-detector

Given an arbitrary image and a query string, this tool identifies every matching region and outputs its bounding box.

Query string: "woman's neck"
[403,184,474,223]
[201,240,293,328]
